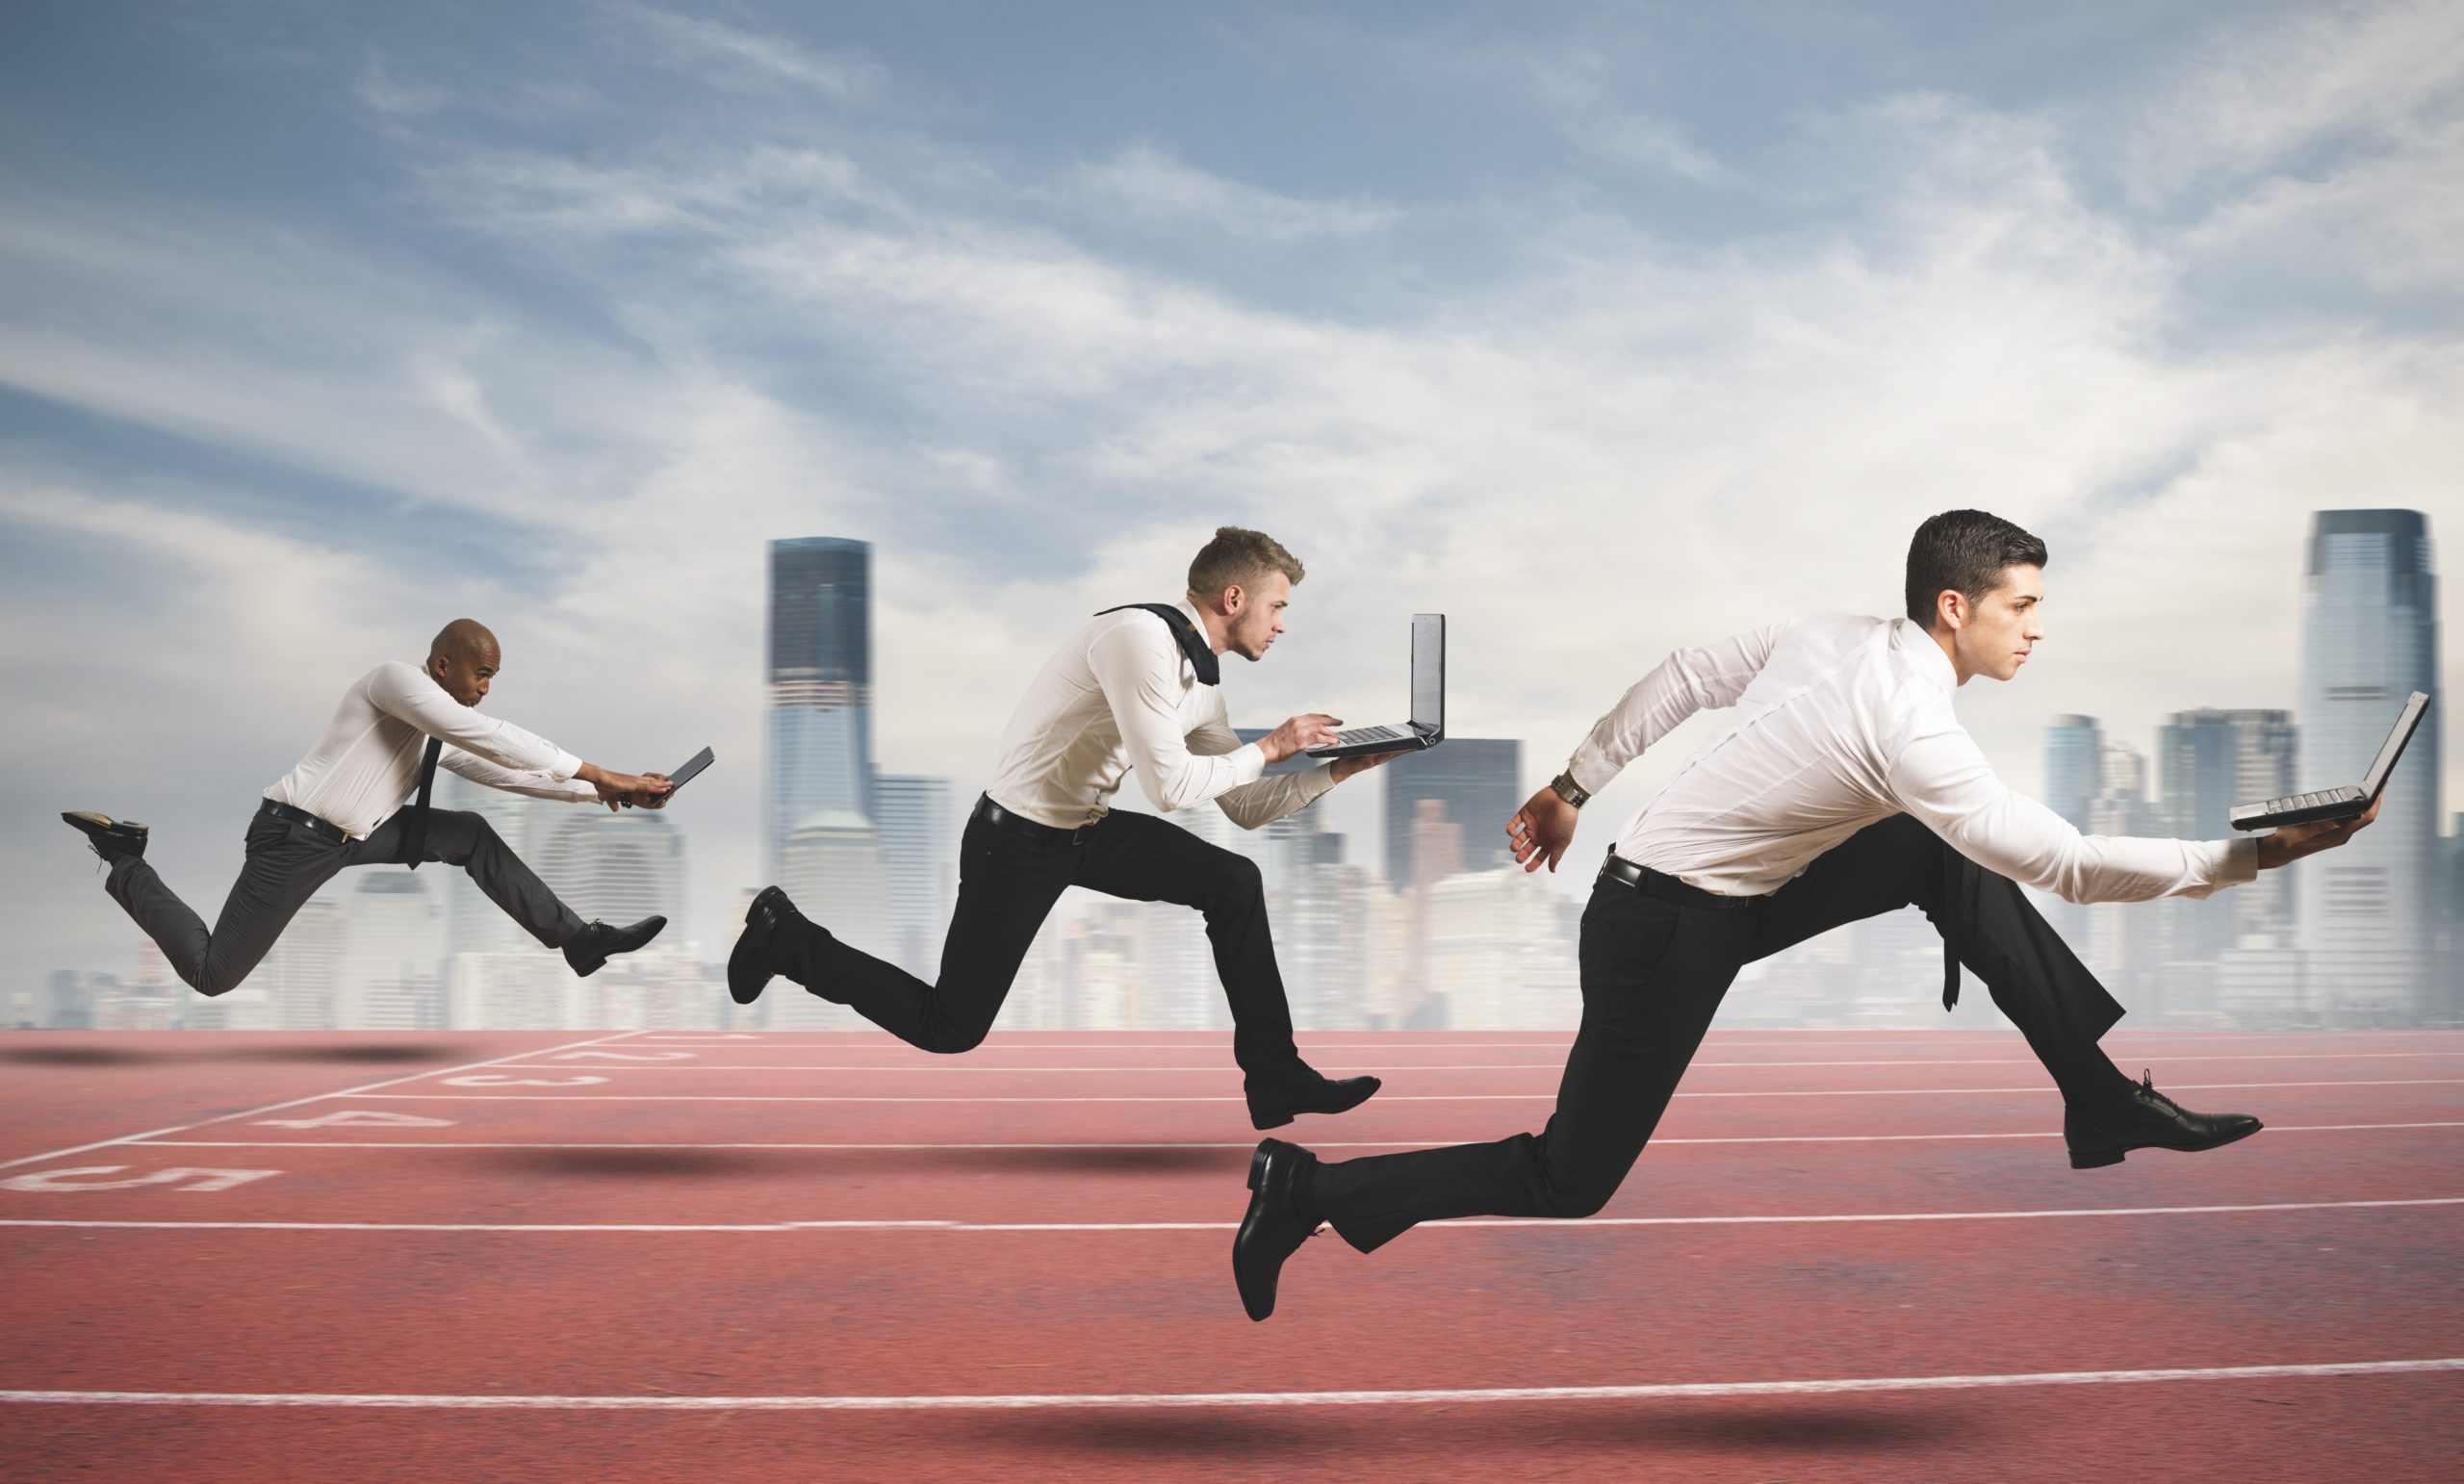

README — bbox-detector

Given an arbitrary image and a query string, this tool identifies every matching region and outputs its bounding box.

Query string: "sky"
[2,0,2458,999]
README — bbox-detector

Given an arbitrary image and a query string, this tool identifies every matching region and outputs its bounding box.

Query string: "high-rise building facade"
[874,774,956,980]
[767,538,874,883]
[1383,738,1522,892]
[341,872,444,1029]
[2156,707,2297,965]
[2043,715,2104,831]
[2297,509,2442,1024]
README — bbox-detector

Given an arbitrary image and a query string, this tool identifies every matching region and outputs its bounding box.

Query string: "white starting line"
[4,1194,2458,1234]
[333,1076,2464,1103]
[110,1121,2464,1152]
[2,1357,2457,1411]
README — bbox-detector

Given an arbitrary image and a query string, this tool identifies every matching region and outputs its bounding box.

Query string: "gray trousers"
[107,804,585,997]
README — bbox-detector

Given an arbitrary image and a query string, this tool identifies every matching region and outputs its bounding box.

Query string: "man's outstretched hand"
[2257,793,2381,870]
[1507,787,1578,873]
[589,770,675,813]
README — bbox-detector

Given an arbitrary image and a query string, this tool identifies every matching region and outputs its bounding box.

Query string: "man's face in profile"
[1954,565,2044,683]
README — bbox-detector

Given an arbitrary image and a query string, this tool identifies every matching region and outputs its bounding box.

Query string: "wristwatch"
[1548,771,1590,809]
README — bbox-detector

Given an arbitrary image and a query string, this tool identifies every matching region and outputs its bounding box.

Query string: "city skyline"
[24,506,2453,1034]
[5,3,2461,1025]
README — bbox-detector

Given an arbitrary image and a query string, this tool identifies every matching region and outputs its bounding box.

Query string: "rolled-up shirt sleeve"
[1564,620,1794,796]
[439,746,600,804]
[1088,623,1266,813]
[1191,709,1339,830]
[1887,718,2258,905]
[369,661,583,780]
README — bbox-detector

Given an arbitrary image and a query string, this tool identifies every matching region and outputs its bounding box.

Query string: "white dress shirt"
[986,600,1340,831]
[263,661,596,839]
[1567,613,2259,904]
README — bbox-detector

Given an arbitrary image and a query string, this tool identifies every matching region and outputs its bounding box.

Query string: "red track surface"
[3,1028,2457,1480]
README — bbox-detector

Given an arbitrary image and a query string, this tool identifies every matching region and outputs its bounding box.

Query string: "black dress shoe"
[62,811,148,863]
[563,915,666,978]
[1245,1070,1381,1131]
[2064,1070,2264,1169]
[728,885,803,1005]
[1234,1138,1322,1322]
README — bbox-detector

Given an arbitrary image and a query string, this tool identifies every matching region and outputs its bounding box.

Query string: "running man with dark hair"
[1230,508,2383,1320]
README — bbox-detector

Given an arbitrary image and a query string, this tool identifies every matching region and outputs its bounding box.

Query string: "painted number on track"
[2,1166,279,1192]
[257,1111,456,1130]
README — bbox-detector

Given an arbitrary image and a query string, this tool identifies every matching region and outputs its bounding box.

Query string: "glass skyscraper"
[2156,707,2297,961]
[2297,509,2441,1024]
[2042,715,2104,831]
[767,538,875,882]
[874,774,955,980]
[1383,738,1523,892]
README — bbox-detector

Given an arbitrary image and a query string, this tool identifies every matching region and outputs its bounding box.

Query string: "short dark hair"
[1904,510,2047,627]
[1188,526,1304,601]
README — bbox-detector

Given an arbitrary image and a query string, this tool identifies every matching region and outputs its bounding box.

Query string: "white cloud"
[1073,142,1400,242]
[606,1,882,101]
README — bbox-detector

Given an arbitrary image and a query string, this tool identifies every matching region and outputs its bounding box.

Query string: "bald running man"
[64,621,676,998]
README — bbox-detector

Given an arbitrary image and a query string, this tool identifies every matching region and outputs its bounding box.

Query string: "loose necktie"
[401,736,443,869]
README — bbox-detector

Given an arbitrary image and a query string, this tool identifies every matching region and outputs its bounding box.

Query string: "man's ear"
[1221,583,1245,616]
[1936,590,1966,632]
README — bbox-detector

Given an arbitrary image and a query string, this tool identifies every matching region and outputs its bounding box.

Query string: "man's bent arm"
[439,747,600,805]
[1888,726,2257,905]
[1190,713,1338,830]
[1090,622,1267,814]
[1561,621,1793,795]
[370,661,583,780]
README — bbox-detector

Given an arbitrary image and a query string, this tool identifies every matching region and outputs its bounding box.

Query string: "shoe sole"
[571,918,667,980]
[2067,1118,2264,1170]
[729,892,783,1006]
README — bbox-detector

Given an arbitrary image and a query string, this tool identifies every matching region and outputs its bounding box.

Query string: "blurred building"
[767,537,875,883]
[1384,738,1522,892]
[874,774,956,981]
[2155,707,2297,988]
[2297,509,2442,1025]
[768,810,886,1029]
[340,871,444,1029]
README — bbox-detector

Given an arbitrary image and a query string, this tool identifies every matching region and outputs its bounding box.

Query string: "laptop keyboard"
[2259,788,2355,812]
[1334,725,1404,746]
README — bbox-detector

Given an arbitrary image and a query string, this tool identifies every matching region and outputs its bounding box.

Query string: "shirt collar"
[1892,616,1958,692]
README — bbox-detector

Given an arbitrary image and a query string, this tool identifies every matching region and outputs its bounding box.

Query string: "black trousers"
[107,804,586,997]
[782,803,1307,1083]
[1315,814,2133,1252]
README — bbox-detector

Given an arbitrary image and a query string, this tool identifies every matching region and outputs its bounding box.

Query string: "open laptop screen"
[1410,613,1445,729]
[2361,691,2431,797]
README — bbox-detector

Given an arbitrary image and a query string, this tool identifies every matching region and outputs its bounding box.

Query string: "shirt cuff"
[547,750,584,782]
[2216,834,2260,887]
[1228,742,1269,787]
[1565,748,1617,800]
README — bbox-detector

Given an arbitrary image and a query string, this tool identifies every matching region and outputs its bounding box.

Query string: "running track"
[2,1028,2457,1480]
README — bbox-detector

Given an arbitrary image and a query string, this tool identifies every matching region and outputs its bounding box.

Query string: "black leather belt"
[973,794,1102,845]
[1597,852,1757,910]
[258,799,347,845]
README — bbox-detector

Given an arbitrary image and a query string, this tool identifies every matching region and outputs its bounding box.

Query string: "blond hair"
[1187,526,1304,602]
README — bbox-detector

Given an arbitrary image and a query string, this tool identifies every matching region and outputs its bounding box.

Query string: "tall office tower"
[1423,869,1580,1029]
[2299,509,2442,1025]
[875,775,956,980]
[767,537,874,883]
[235,897,345,1031]
[2083,742,2168,1011]
[2441,814,2464,1027]
[1383,739,1521,892]
[441,775,555,959]
[341,873,445,1029]
[2156,708,2298,976]
[2043,715,2105,830]
[770,810,886,1029]
[529,807,687,941]
[1275,832,1379,1033]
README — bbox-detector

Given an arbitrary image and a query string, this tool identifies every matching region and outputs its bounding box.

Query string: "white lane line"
[475,1052,2464,1072]
[0,1031,649,1173]
[622,1036,2460,1052]
[3,1358,2455,1412]
[111,1122,2464,1152]
[333,1077,2464,1103]
[4,1195,2456,1234]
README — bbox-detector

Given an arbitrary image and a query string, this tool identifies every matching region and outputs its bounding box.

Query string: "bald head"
[426,619,501,706]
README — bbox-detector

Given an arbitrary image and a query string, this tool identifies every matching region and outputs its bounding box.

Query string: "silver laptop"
[1307,613,1445,760]
[2231,691,2428,830]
